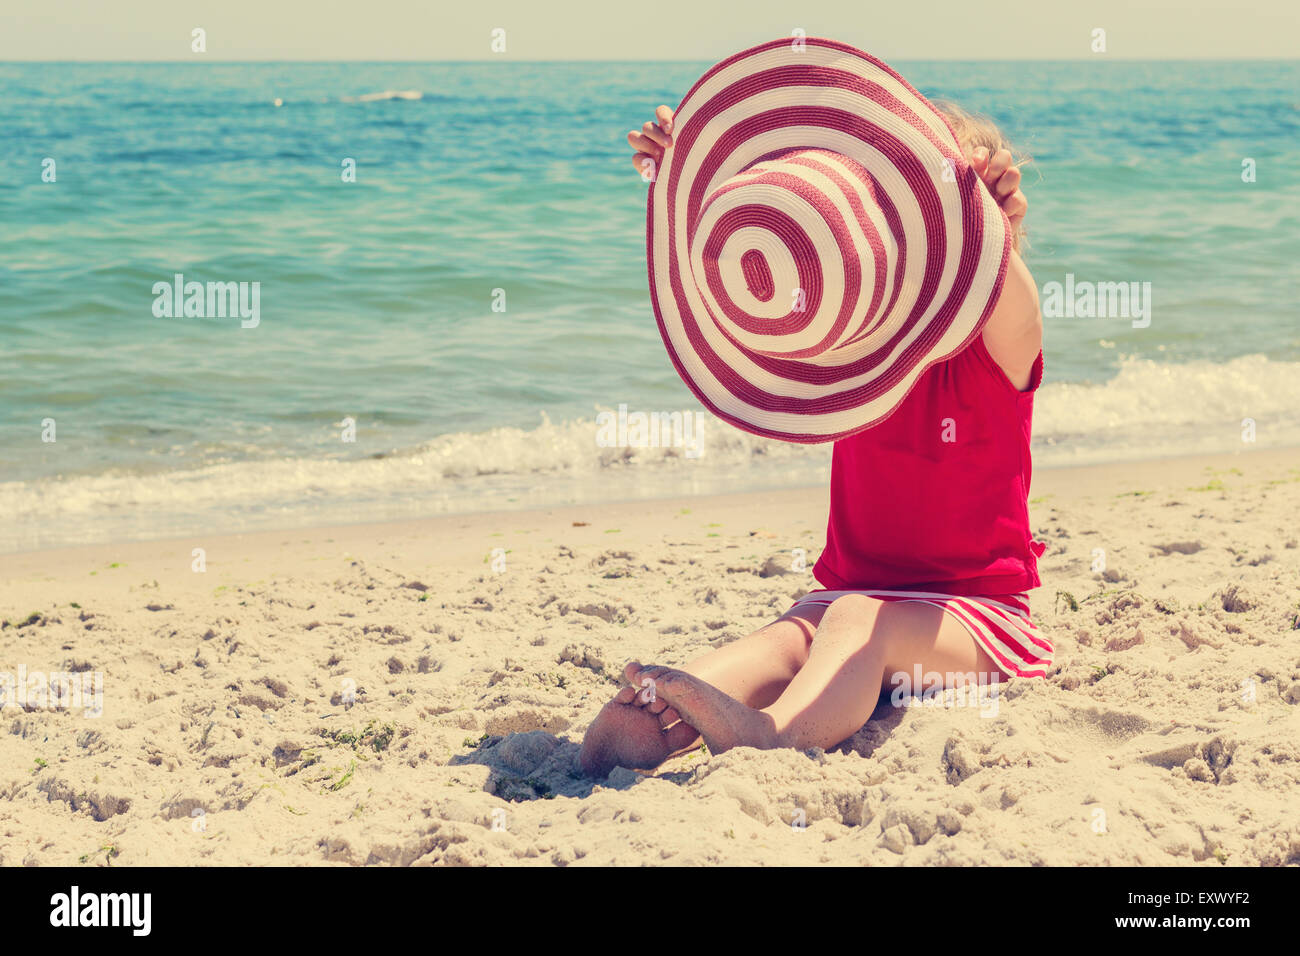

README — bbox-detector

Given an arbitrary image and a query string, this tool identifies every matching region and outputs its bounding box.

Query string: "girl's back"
[815,332,1047,596]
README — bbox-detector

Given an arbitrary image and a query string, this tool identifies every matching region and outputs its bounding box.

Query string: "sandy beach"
[1,446,1297,866]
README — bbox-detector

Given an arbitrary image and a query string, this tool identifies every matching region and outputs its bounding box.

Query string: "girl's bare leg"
[626,594,1003,755]
[577,606,824,777]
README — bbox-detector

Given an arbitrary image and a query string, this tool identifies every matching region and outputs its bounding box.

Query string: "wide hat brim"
[647,37,1010,444]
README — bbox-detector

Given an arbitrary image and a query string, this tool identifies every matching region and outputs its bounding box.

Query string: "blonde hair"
[932,100,1031,252]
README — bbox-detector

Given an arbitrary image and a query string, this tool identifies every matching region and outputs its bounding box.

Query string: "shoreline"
[3,445,1296,578]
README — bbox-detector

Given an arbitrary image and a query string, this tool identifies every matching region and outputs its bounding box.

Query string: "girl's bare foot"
[578,695,699,778]
[625,663,781,756]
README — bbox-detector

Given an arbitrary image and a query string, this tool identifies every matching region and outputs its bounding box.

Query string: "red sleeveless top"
[814,333,1047,597]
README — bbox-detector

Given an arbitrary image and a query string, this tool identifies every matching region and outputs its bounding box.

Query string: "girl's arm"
[970,147,1042,391]
[981,250,1042,391]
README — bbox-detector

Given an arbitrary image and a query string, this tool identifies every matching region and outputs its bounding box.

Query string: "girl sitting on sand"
[579,100,1048,777]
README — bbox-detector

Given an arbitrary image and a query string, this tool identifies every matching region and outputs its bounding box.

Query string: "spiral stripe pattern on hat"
[647,37,1010,443]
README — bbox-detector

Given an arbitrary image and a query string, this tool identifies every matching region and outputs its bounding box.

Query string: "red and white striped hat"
[647,37,1011,443]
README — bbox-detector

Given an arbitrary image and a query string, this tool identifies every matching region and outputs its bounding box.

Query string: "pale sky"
[3,0,1296,60]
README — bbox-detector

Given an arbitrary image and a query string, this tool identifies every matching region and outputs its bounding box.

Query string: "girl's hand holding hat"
[628,106,674,181]
[970,146,1028,236]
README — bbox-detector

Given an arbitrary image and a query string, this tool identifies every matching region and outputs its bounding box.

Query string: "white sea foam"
[4,356,1298,553]
[1033,353,1300,463]
[348,90,423,103]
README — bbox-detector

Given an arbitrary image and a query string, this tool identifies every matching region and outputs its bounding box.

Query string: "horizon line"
[3,56,1298,64]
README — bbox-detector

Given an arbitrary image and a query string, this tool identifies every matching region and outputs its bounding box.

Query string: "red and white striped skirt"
[787,589,1053,680]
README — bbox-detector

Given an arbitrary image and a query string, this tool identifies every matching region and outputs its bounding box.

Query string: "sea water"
[1,59,1297,551]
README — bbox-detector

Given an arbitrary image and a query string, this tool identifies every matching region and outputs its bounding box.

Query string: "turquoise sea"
[2,59,1298,552]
